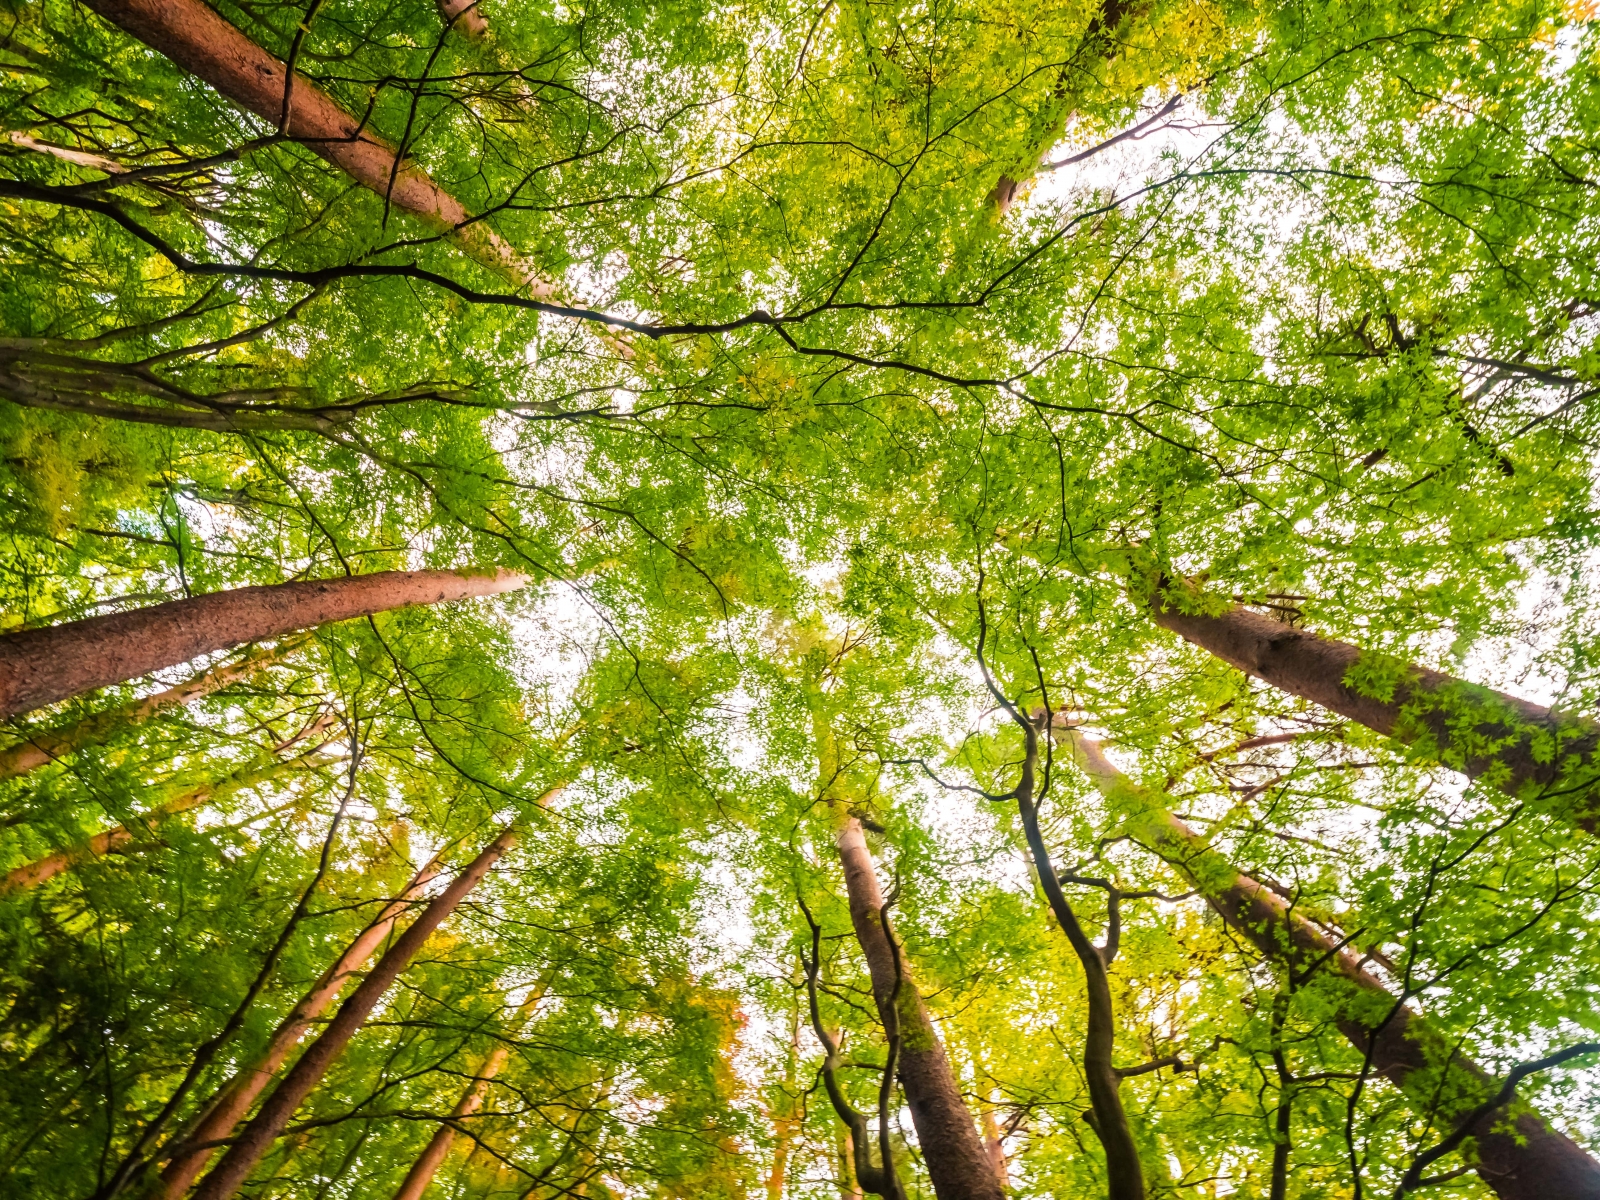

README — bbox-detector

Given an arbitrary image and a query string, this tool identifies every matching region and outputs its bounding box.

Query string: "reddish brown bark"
[390,985,544,1200]
[979,1108,1009,1192]
[0,639,300,781]
[154,854,444,1200]
[1149,592,1600,833]
[0,751,328,895]
[437,0,489,38]
[764,990,803,1200]
[1065,732,1600,1200]
[0,568,526,720]
[80,0,551,293]
[835,816,1005,1200]
[190,822,521,1200]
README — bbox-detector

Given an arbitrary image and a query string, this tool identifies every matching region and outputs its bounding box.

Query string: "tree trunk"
[437,0,489,38]
[980,1107,1009,1191]
[766,985,802,1200]
[153,853,445,1200]
[0,567,525,720]
[1148,590,1600,833]
[0,639,299,781]
[389,983,546,1200]
[834,816,1005,1200]
[79,0,552,294]
[0,750,331,895]
[190,821,521,1200]
[1062,730,1600,1200]
[1013,721,1144,1200]
[838,1126,866,1200]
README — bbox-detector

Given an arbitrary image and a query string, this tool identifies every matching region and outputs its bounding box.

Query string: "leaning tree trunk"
[1061,730,1600,1200]
[190,821,521,1200]
[834,816,1006,1200]
[390,982,547,1200]
[1147,587,1600,834]
[0,567,525,720]
[80,0,551,294]
[153,853,445,1200]
[0,639,300,781]
[0,750,332,895]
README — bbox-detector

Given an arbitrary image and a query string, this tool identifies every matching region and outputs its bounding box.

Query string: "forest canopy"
[3,0,1600,1197]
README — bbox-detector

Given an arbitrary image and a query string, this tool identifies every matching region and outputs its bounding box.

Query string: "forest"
[2,0,1599,1196]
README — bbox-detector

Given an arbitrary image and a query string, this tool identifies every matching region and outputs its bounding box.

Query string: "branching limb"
[1393,1043,1600,1196]
[797,895,905,1200]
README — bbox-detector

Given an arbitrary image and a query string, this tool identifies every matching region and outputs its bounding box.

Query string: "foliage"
[3,0,1600,1195]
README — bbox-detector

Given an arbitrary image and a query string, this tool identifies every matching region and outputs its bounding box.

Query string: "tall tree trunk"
[0,750,332,895]
[436,0,488,38]
[0,639,300,781]
[1061,730,1600,1200]
[834,816,1006,1200]
[766,983,803,1200]
[988,0,1132,213]
[805,680,1002,1200]
[1148,589,1600,833]
[153,853,445,1200]
[837,1126,866,1200]
[190,821,521,1200]
[0,567,525,720]
[1012,719,1144,1200]
[979,1107,1009,1191]
[389,983,546,1200]
[79,0,552,294]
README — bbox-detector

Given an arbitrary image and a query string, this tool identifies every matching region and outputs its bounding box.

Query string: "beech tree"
[4,0,1600,1195]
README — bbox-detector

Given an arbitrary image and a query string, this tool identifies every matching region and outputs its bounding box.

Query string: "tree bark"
[436,0,489,39]
[1012,720,1144,1200]
[80,0,552,294]
[0,639,299,781]
[838,1126,866,1200]
[834,816,1005,1200]
[979,1107,1009,1192]
[765,986,803,1200]
[0,568,526,720]
[1062,730,1600,1200]
[190,821,521,1200]
[389,983,545,1200]
[153,853,445,1200]
[1148,590,1600,833]
[0,751,330,895]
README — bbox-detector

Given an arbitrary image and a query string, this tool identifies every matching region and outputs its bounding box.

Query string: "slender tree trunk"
[0,639,300,781]
[190,821,521,1200]
[153,853,444,1199]
[1012,721,1144,1200]
[766,984,803,1200]
[838,1126,866,1200]
[1263,991,1295,1200]
[79,0,552,294]
[1062,730,1600,1200]
[0,568,525,720]
[389,983,546,1200]
[1148,590,1600,833]
[0,751,331,895]
[980,1107,1010,1191]
[834,816,1006,1200]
